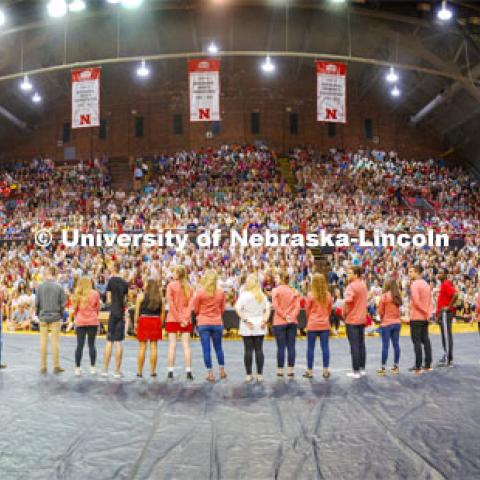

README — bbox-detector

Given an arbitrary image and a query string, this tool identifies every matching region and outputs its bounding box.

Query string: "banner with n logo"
[316,61,347,124]
[189,59,220,122]
[71,68,101,129]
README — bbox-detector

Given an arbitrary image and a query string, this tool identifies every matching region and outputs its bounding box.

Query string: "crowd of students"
[1,261,479,382]
[0,144,479,379]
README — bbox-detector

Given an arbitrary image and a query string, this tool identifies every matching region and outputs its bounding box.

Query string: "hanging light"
[261,56,275,73]
[121,0,143,9]
[386,66,399,83]
[136,59,150,78]
[47,0,67,18]
[0,9,6,27]
[107,0,121,3]
[391,85,401,97]
[20,75,33,92]
[437,0,453,21]
[32,92,42,104]
[208,42,219,55]
[68,0,86,13]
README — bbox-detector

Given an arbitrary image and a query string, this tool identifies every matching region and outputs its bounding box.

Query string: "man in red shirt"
[436,271,457,367]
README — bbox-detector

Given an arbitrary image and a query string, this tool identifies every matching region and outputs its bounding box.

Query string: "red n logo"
[325,108,337,120]
[80,114,91,125]
[199,108,210,120]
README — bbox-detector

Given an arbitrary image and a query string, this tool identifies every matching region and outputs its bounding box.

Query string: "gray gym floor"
[0,332,479,480]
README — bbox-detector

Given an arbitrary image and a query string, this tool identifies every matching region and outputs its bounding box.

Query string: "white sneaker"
[346,372,361,379]
[101,370,108,377]
[113,372,123,379]
[75,367,82,376]
[359,370,367,377]
[90,366,96,375]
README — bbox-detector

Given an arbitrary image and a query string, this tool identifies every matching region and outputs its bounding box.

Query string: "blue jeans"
[197,325,224,370]
[272,324,297,368]
[307,330,330,369]
[380,323,401,366]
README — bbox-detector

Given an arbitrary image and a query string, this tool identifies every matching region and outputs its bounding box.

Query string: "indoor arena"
[0,1,479,480]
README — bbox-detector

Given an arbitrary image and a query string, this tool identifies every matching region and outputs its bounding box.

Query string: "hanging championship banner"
[316,61,347,124]
[189,59,220,122]
[71,68,101,129]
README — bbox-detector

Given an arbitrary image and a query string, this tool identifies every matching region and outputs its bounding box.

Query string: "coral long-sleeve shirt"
[410,279,433,321]
[344,279,368,325]
[305,292,332,331]
[166,280,192,324]
[378,292,401,327]
[74,290,100,327]
[272,284,301,326]
[193,288,225,326]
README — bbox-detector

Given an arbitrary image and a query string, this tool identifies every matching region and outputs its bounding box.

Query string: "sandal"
[206,373,215,383]
[302,371,313,379]
[322,371,330,379]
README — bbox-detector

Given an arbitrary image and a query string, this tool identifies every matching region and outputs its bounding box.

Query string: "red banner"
[189,59,220,122]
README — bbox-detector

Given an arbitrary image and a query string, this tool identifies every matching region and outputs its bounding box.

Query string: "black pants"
[272,324,297,368]
[75,326,98,367]
[410,320,432,369]
[438,310,453,363]
[346,324,366,372]
[242,335,265,375]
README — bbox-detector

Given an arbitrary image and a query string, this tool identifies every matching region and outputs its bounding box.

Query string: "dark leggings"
[272,324,297,368]
[75,326,98,367]
[242,335,264,375]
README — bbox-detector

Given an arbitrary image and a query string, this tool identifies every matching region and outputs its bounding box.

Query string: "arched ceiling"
[1,0,480,168]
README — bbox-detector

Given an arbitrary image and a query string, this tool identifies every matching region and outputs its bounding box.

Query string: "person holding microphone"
[235,274,271,383]
[271,271,300,378]
[303,273,332,379]
[193,270,226,383]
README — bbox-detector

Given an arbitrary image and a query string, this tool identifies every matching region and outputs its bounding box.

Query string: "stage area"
[1,333,480,480]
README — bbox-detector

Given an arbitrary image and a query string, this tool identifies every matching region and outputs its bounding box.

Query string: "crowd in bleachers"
[0,144,479,334]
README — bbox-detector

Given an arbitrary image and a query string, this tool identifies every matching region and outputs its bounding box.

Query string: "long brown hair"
[202,270,217,296]
[144,280,162,311]
[382,277,402,307]
[73,277,93,309]
[311,273,328,307]
[176,265,191,300]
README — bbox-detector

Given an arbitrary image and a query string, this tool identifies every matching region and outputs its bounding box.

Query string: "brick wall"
[4,72,446,160]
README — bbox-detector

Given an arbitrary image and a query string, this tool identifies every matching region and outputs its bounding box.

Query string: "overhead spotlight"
[136,59,150,78]
[391,85,401,97]
[437,0,453,21]
[330,0,346,3]
[0,9,6,27]
[32,92,42,104]
[68,0,86,12]
[47,0,67,18]
[121,0,143,9]
[107,0,121,3]
[261,56,275,73]
[20,75,33,92]
[208,42,219,55]
[386,66,399,83]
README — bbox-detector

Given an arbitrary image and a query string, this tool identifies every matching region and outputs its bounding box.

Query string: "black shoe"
[422,365,433,372]
[408,366,418,372]
[167,371,174,380]
[437,358,448,368]
[186,372,194,381]
[136,373,143,378]
[0,364,6,369]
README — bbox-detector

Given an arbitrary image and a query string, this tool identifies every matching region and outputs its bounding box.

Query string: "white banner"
[189,59,220,122]
[317,61,347,124]
[71,68,100,129]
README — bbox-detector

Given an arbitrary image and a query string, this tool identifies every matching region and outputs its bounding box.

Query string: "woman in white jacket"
[235,274,271,383]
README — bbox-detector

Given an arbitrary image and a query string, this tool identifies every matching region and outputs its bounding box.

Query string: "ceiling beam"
[0,105,29,131]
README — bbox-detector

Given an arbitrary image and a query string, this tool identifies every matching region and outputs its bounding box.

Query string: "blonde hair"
[202,269,217,296]
[245,274,265,304]
[73,276,93,309]
[311,273,328,307]
[176,265,191,300]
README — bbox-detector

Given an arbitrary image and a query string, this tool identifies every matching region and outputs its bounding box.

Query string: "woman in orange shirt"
[303,274,332,379]
[166,265,193,381]
[377,277,402,376]
[271,271,300,377]
[193,270,226,383]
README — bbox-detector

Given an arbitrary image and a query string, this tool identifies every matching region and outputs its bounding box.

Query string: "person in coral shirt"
[271,271,300,377]
[343,266,368,379]
[303,273,332,380]
[408,265,433,375]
